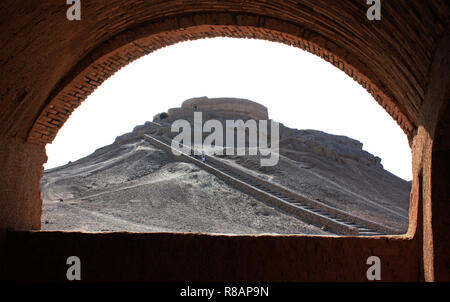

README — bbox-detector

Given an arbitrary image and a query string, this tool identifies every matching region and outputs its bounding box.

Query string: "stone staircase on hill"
[141,133,403,236]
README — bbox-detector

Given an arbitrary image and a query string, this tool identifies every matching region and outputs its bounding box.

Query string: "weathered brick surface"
[26,19,417,145]
[0,1,447,143]
[3,230,420,282]
[0,1,449,282]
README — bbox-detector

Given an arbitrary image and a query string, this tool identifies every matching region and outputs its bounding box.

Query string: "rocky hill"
[41,97,411,234]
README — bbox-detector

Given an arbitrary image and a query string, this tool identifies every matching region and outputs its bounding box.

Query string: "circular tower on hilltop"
[181,97,269,120]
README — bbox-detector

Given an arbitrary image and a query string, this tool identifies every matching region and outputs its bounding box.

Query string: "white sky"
[44,37,412,180]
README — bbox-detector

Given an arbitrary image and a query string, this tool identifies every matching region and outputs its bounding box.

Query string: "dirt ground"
[41,141,329,235]
[41,120,411,235]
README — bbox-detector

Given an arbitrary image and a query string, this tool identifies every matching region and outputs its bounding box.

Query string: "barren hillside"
[41,98,411,235]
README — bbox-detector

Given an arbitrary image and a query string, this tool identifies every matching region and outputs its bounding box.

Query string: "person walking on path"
[201,152,206,163]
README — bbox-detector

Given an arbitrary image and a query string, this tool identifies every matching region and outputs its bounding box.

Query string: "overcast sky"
[44,37,412,180]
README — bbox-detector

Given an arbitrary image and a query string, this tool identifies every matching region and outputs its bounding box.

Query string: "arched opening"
[40,36,412,236]
[27,17,415,146]
[2,1,448,282]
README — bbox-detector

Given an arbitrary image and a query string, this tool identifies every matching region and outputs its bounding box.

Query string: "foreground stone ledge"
[2,230,419,282]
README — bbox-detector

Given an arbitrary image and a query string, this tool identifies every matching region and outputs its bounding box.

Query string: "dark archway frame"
[27,13,414,145]
[0,1,448,281]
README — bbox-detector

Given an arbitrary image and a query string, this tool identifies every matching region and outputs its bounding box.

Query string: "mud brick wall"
[0,1,449,281]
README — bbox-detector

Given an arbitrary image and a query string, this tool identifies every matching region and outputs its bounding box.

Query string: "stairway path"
[143,133,402,236]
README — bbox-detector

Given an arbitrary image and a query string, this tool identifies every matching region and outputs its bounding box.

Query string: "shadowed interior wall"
[427,29,450,280]
[0,1,449,281]
[3,231,421,282]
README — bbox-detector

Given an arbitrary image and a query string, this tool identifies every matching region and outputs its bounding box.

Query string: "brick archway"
[1,1,449,282]
[27,12,414,145]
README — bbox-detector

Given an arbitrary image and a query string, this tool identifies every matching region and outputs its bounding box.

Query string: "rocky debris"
[279,128,383,168]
